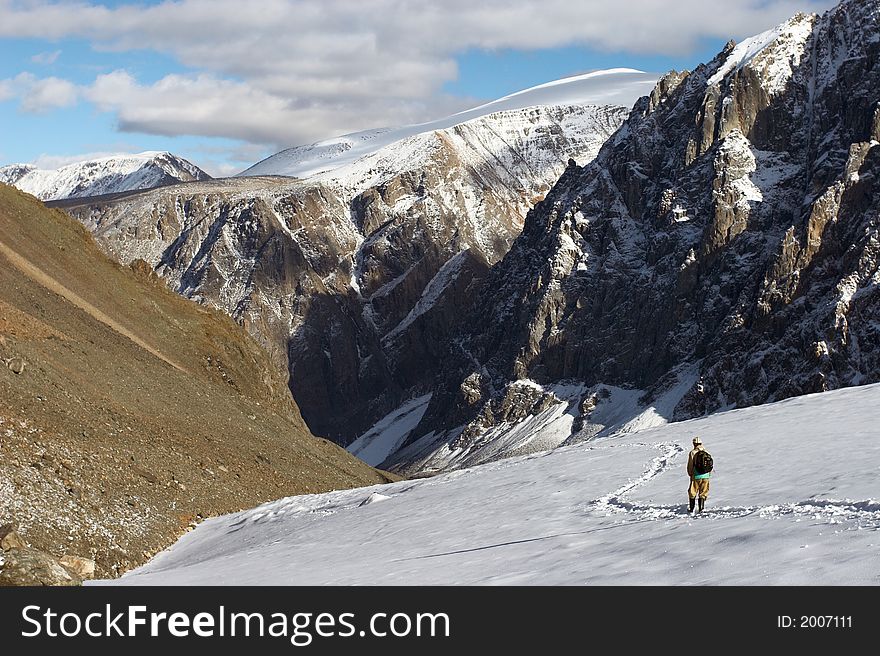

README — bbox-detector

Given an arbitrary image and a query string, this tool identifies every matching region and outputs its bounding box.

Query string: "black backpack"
[694,449,713,475]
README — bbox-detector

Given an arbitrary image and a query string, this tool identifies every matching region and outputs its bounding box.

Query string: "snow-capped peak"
[707,12,815,93]
[0,151,211,201]
[239,68,659,179]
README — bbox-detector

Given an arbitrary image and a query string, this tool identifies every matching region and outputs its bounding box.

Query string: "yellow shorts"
[688,478,710,500]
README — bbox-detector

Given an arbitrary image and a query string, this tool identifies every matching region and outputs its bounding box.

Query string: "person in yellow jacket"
[686,436,710,513]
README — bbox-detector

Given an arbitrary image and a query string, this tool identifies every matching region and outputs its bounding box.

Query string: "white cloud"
[184,142,274,177]
[0,73,78,113]
[22,76,77,112]
[195,160,249,178]
[0,79,13,103]
[0,0,837,150]
[85,71,296,143]
[0,1,837,56]
[83,69,474,147]
[31,49,61,65]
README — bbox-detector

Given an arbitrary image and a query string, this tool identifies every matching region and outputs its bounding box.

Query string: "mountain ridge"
[240,68,657,179]
[0,151,210,201]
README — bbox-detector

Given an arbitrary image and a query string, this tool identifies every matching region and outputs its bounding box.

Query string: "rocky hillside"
[383,0,880,472]
[0,183,392,580]
[0,151,209,201]
[61,97,630,444]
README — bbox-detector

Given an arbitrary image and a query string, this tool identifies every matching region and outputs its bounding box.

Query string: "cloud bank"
[0,0,836,151]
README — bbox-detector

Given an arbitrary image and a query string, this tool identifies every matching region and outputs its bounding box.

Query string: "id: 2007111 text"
[777,616,852,629]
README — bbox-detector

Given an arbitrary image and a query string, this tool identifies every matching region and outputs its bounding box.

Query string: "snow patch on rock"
[347,394,432,466]
[708,12,815,95]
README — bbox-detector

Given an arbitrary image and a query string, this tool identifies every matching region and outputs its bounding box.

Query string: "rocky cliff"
[387,0,880,473]
[62,102,628,443]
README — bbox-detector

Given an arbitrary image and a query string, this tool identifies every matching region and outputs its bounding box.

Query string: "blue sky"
[444,42,730,100]
[0,0,836,176]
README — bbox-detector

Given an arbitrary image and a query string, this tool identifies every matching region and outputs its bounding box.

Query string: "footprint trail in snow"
[586,442,880,530]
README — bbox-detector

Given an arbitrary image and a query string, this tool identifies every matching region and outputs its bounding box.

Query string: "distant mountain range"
[0,70,655,203]
[0,151,210,201]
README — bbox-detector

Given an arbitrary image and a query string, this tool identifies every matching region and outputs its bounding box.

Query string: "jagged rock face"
[412,0,880,457]
[63,104,626,443]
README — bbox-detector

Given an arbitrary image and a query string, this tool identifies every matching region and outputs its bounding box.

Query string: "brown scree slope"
[0,183,394,578]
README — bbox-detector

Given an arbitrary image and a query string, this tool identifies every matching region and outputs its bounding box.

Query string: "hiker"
[686,436,712,513]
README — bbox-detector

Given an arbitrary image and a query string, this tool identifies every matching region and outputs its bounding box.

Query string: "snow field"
[100,383,880,586]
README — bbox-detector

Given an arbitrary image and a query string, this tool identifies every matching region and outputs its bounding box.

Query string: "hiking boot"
[688,499,695,513]
[698,498,705,513]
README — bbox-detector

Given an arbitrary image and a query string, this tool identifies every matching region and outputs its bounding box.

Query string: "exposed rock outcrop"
[393,0,880,470]
[59,555,96,580]
[0,547,83,587]
[0,524,26,551]
[0,524,88,587]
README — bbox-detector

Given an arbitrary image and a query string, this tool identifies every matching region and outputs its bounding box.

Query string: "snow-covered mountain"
[61,74,641,445]
[240,68,657,179]
[60,0,880,480]
[0,152,210,201]
[369,0,880,474]
[97,382,880,585]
